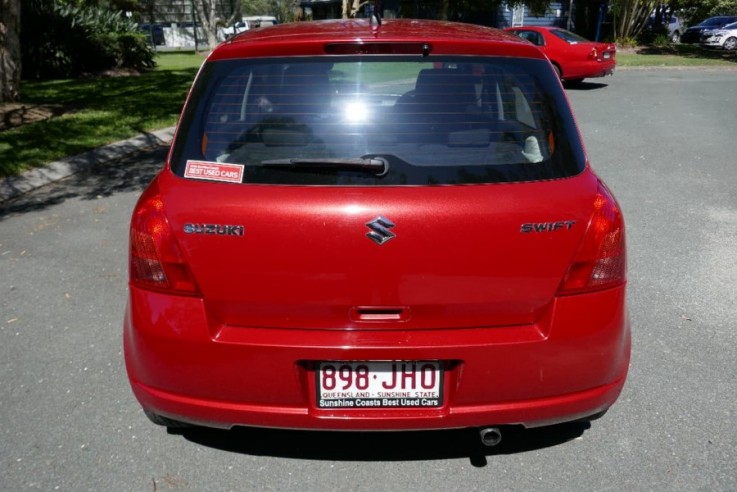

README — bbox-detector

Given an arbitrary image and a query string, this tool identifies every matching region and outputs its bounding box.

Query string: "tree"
[192,0,241,47]
[22,0,155,79]
[243,0,278,16]
[669,0,737,24]
[609,0,658,40]
[342,0,365,19]
[1,0,21,102]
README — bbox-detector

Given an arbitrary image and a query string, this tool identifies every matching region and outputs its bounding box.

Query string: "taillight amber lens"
[558,183,626,295]
[129,185,200,296]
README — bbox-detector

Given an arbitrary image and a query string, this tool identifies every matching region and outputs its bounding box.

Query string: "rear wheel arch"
[551,62,563,80]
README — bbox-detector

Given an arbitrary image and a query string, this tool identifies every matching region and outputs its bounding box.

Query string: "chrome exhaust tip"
[479,427,502,447]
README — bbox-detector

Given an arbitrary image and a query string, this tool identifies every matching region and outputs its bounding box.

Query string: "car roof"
[701,15,737,24]
[208,19,547,61]
[506,26,558,32]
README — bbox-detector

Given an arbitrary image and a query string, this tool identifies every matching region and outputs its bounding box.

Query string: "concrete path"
[0,127,175,203]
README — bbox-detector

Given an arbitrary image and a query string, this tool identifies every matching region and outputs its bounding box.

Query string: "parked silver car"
[681,15,737,44]
[647,14,683,43]
[701,21,737,50]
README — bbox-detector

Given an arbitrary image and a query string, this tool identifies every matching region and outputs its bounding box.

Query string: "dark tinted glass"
[550,29,590,43]
[700,16,737,27]
[170,56,585,185]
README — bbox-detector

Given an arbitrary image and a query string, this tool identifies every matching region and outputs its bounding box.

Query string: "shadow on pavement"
[0,145,167,220]
[564,80,610,91]
[170,422,590,467]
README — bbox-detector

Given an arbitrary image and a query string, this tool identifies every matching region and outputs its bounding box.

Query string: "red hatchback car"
[124,19,629,445]
[505,26,616,84]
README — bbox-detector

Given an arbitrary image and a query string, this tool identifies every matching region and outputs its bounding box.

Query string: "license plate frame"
[315,361,443,409]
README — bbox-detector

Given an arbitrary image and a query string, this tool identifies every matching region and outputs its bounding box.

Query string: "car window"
[724,22,737,30]
[700,17,736,27]
[170,56,584,186]
[514,30,544,46]
[550,29,589,44]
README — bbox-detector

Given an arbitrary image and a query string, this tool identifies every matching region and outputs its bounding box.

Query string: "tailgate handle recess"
[350,307,411,322]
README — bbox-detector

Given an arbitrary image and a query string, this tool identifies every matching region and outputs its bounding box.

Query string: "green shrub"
[638,25,673,47]
[22,0,156,80]
[617,37,639,49]
[651,33,674,48]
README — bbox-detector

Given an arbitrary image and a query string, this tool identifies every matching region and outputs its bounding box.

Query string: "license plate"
[316,361,443,409]
[603,52,611,59]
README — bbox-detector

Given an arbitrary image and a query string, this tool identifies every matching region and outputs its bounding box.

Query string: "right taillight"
[558,182,626,295]
[129,183,200,296]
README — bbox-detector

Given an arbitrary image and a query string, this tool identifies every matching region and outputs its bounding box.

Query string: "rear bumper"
[124,286,630,431]
[584,61,615,79]
[562,59,615,81]
[701,38,726,48]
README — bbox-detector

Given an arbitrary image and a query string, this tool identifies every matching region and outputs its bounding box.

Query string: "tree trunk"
[342,0,363,18]
[0,0,22,102]
[441,0,449,20]
[612,0,658,40]
[192,0,241,49]
[351,0,362,17]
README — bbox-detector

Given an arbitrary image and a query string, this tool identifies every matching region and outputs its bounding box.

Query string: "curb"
[0,126,176,203]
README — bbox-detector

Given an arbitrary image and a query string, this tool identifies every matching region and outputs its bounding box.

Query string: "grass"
[617,43,737,67]
[0,52,206,178]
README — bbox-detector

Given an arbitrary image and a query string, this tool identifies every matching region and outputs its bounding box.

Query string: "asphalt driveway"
[1,67,736,491]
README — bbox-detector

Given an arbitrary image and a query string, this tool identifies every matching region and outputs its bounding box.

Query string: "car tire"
[671,31,680,44]
[563,78,585,88]
[144,410,193,428]
[724,37,737,51]
[552,63,563,81]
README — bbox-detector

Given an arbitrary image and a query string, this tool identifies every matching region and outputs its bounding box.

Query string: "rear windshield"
[550,29,590,43]
[700,17,736,27]
[170,56,585,186]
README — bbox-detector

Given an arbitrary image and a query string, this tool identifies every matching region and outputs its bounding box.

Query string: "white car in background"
[218,16,278,40]
[701,21,737,50]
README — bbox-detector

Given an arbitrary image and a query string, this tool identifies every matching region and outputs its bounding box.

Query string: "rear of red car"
[506,27,616,83]
[124,20,629,433]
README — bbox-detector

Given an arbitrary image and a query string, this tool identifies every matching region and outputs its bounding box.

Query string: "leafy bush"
[651,33,675,48]
[638,25,673,47]
[617,37,639,49]
[22,0,156,80]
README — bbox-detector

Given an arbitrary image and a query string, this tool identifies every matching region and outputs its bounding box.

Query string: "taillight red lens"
[129,186,200,296]
[558,183,626,295]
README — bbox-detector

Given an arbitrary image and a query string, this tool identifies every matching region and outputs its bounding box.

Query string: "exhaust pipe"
[479,427,502,447]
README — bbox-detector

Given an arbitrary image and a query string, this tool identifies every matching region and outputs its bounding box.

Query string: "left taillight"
[129,184,200,296]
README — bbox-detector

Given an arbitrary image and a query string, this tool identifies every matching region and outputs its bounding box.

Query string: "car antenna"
[371,0,382,28]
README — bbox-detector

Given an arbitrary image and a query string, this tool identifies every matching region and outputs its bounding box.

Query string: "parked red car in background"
[505,26,616,85]
[124,18,630,447]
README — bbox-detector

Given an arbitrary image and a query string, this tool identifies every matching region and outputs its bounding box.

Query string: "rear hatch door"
[161,171,598,329]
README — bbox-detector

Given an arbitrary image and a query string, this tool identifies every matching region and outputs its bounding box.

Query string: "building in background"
[138,0,240,48]
[298,1,571,29]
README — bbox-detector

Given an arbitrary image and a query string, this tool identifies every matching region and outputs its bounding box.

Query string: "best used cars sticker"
[184,160,244,183]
